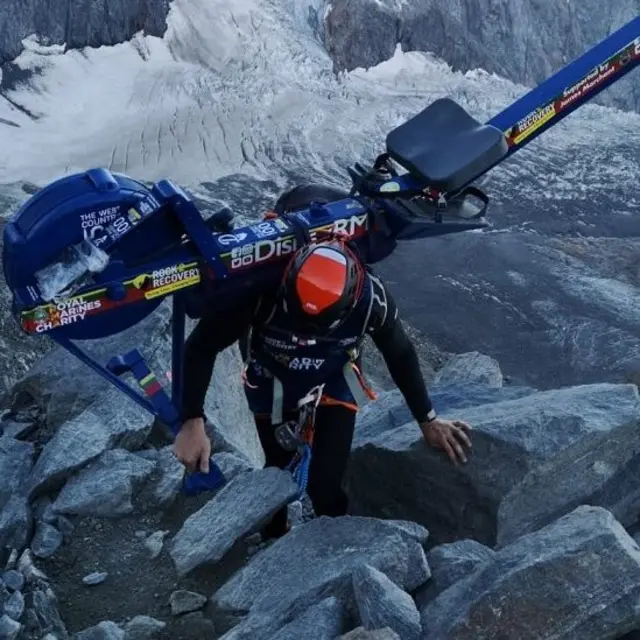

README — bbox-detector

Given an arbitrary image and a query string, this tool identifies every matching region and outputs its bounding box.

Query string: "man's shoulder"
[358,270,395,334]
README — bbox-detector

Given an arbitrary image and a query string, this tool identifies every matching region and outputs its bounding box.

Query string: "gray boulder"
[170,467,298,577]
[0,614,20,640]
[72,620,124,640]
[122,615,166,640]
[212,451,254,482]
[22,586,68,639]
[352,564,421,640]
[213,516,430,638]
[420,505,640,639]
[353,382,535,447]
[0,437,34,498]
[146,446,184,508]
[26,388,153,499]
[134,446,184,509]
[2,570,24,592]
[0,495,32,556]
[434,352,503,388]
[51,449,157,517]
[0,437,35,550]
[221,596,346,640]
[427,540,496,593]
[271,597,345,640]
[142,530,168,559]
[416,539,496,608]
[169,590,207,616]
[202,346,264,467]
[348,383,640,546]
[16,550,48,585]
[3,589,24,621]
[30,521,63,558]
[341,628,400,640]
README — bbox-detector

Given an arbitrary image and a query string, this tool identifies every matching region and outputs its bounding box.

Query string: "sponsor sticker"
[308,213,368,242]
[80,206,122,245]
[128,208,142,225]
[80,206,120,230]
[289,357,325,371]
[217,232,248,246]
[229,236,296,270]
[273,218,290,232]
[512,103,556,145]
[142,263,201,299]
[225,213,369,271]
[32,297,103,333]
[250,221,279,238]
[558,62,616,110]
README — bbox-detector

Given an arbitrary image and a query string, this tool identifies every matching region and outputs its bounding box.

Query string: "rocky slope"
[1,330,640,639]
[321,0,640,113]
[0,0,170,66]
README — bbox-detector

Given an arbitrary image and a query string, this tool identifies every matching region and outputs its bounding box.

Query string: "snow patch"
[0,0,637,209]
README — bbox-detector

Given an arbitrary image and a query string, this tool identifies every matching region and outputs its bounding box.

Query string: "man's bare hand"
[420,417,472,465]
[173,417,211,473]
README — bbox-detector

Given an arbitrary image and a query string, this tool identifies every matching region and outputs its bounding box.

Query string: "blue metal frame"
[395,16,640,195]
[491,16,640,145]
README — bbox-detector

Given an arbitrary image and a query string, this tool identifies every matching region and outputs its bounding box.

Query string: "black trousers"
[254,404,356,537]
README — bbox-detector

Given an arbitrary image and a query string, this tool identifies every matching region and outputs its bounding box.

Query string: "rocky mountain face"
[321,0,640,113]
[0,0,170,65]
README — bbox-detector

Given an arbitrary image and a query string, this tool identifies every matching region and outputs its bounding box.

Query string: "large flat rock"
[347,383,640,546]
[201,346,264,468]
[0,437,34,501]
[213,516,430,638]
[26,386,152,500]
[353,381,536,448]
[169,467,298,577]
[270,597,345,640]
[51,449,157,517]
[420,505,640,639]
[415,540,496,609]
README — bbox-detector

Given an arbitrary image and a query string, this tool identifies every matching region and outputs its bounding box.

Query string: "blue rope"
[287,443,312,498]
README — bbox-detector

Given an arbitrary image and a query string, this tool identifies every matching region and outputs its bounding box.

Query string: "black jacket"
[181,268,434,424]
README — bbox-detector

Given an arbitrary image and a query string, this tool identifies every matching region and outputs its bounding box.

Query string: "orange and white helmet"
[280,239,365,334]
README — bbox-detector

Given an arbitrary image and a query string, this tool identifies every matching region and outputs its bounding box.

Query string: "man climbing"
[173,185,472,538]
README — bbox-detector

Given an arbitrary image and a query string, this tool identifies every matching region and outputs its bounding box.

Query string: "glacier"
[0,0,638,204]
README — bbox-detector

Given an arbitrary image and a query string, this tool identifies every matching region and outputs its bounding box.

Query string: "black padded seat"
[386,98,508,193]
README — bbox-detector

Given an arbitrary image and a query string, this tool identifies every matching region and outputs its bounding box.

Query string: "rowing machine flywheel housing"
[2,168,188,339]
